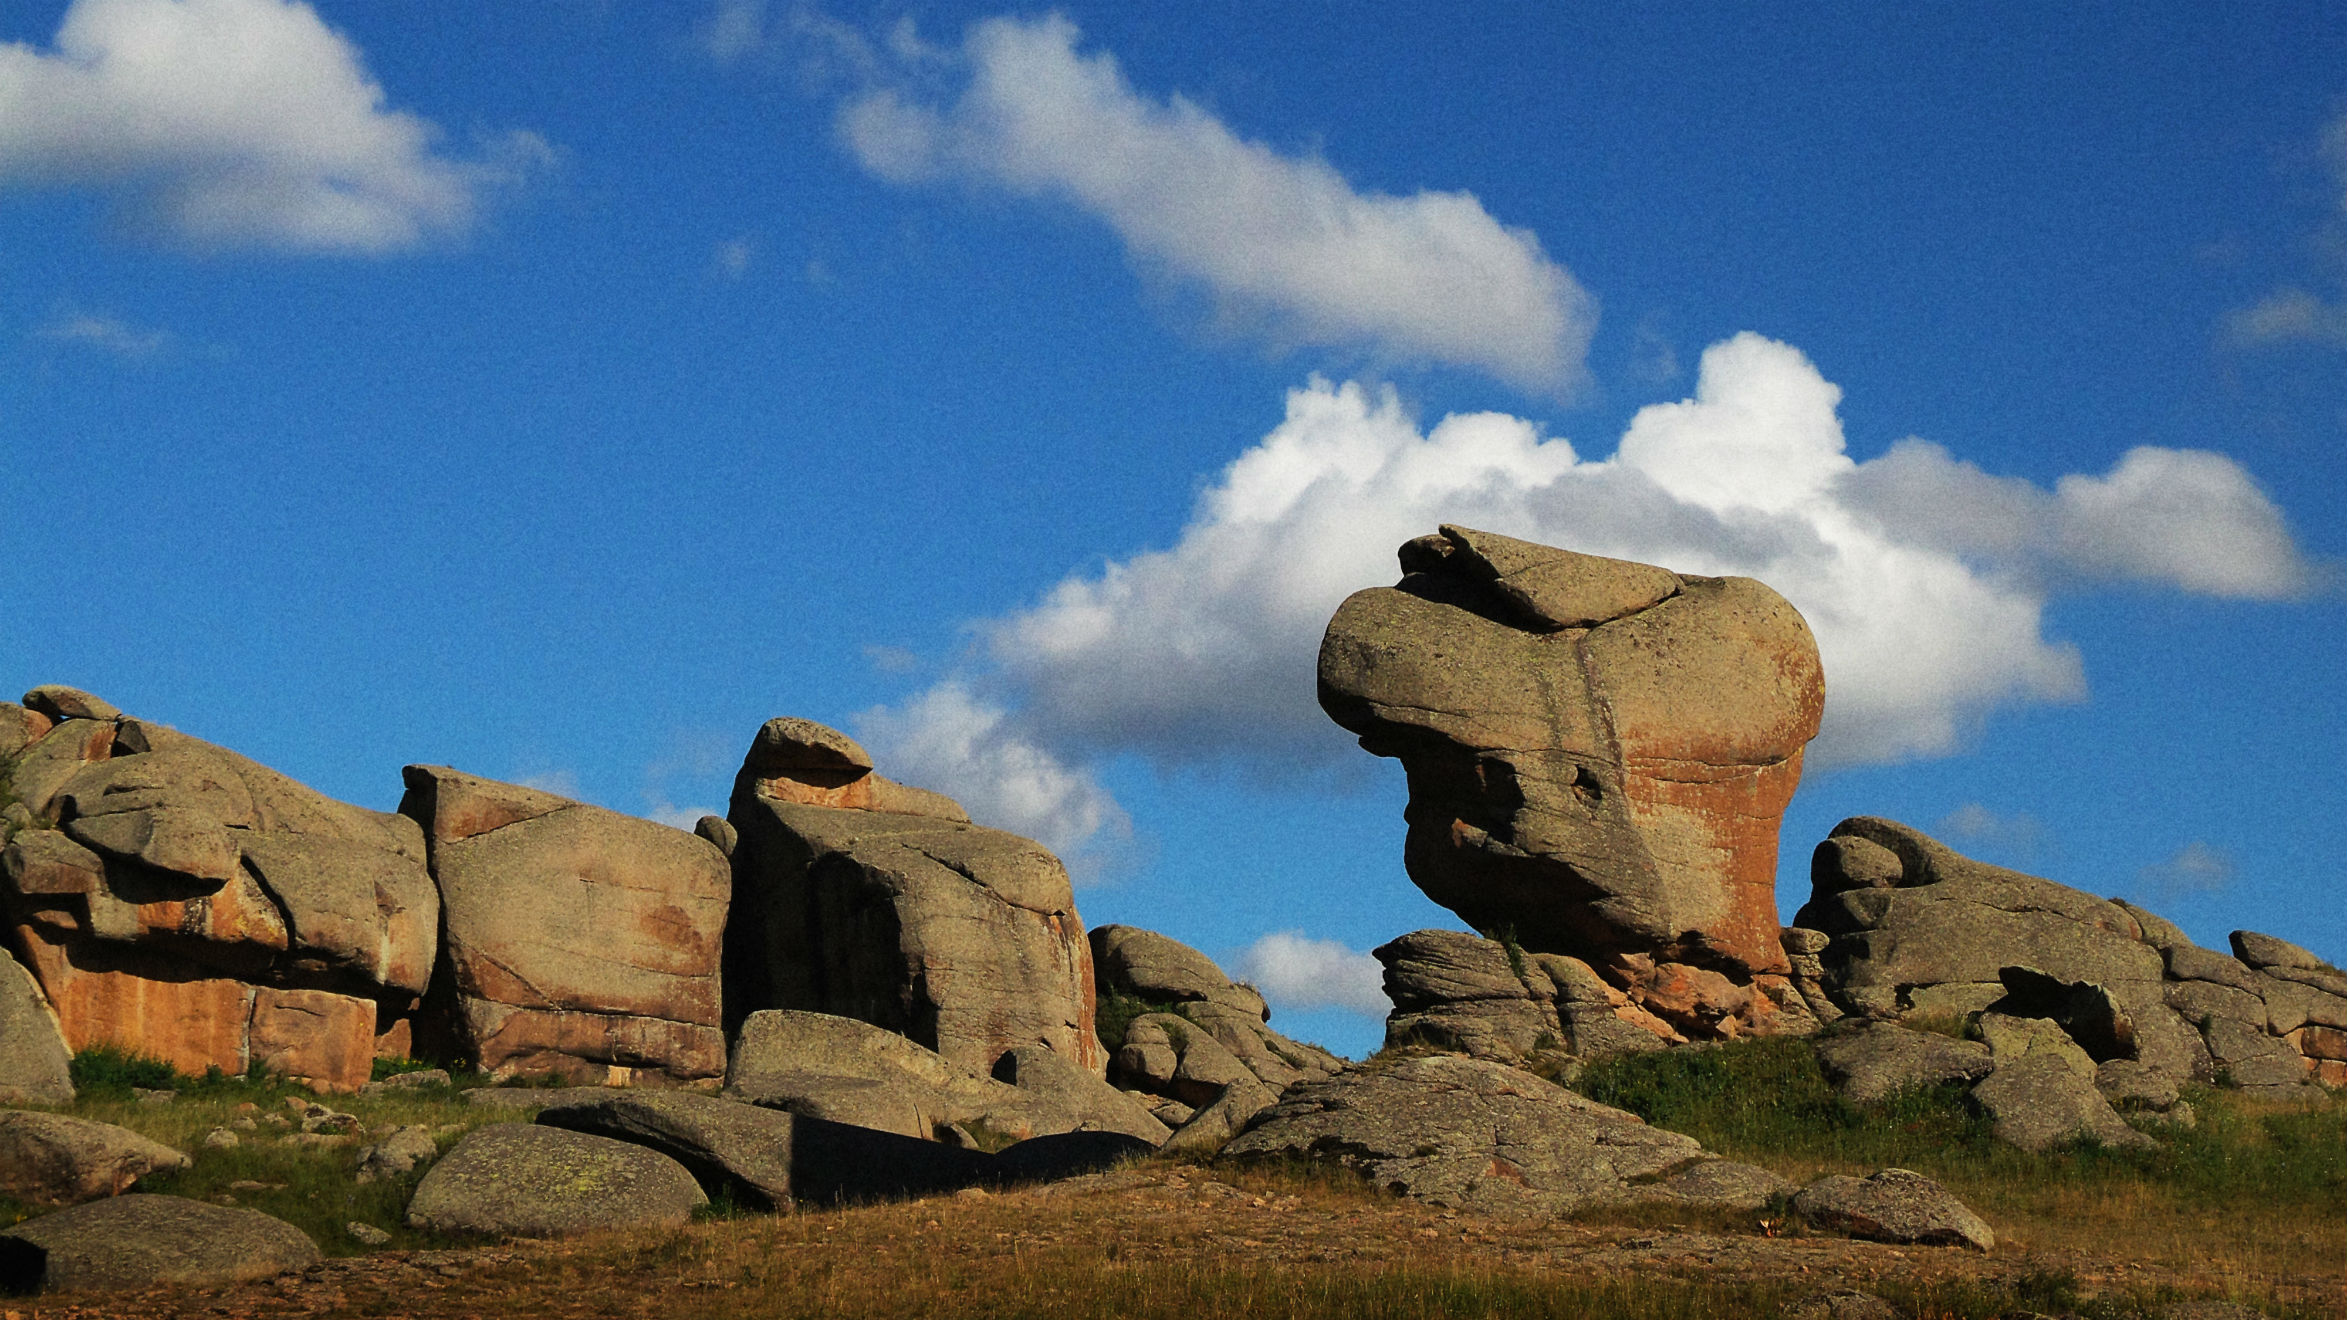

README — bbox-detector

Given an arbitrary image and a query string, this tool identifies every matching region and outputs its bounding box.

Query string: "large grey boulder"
[0,954,73,1105]
[0,1110,190,1205]
[991,1045,1168,1144]
[3,693,434,1091]
[1813,1022,1992,1105]
[1970,1050,2156,1153]
[1317,526,1824,1038]
[725,721,1099,1076]
[400,766,730,1085]
[1096,925,1344,1099]
[1158,1076,1279,1158]
[1092,924,1267,1018]
[536,1090,800,1210]
[0,1194,319,1294]
[405,1123,707,1237]
[1790,1169,1994,1251]
[1220,1055,1786,1214]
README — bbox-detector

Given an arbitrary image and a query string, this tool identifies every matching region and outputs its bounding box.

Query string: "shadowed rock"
[1318,526,1823,1037]
[0,1111,190,1205]
[0,1194,318,1294]
[1791,1169,1993,1251]
[0,954,74,1105]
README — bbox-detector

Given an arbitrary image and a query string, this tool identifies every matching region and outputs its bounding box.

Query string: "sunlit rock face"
[1318,525,1824,1037]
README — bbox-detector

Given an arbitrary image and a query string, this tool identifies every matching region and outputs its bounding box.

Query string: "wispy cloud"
[823,14,1596,395]
[0,0,548,253]
[711,234,755,280]
[1231,931,1390,1017]
[1936,803,2048,863]
[2224,108,2347,351]
[2140,841,2235,903]
[33,309,169,356]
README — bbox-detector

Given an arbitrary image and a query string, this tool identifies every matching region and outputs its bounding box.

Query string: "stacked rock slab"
[1796,816,2343,1106]
[1317,526,1825,1038]
[725,718,1101,1076]
[401,767,730,1085]
[1375,928,1677,1064]
[1,687,436,1091]
[1089,924,1343,1147]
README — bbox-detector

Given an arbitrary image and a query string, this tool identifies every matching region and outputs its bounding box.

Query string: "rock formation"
[724,718,1100,1076]
[1796,816,2346,1123]
[400,766,730,1086]
[2,688,436,1091]
[1318,526,1824,1037]
[1374,928,1677,1064]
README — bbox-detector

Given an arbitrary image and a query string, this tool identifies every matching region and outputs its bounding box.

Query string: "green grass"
[1095,991,1184,1054]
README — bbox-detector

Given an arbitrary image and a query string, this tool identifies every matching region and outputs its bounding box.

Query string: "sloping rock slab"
[1813,1023,1992,1106]
[0,955,73,1105]
[1970,1055,2156,1152]
[536,1091,798,1211]
[0,1194,319,1294]
[404,1124,705,1237]
[1791,1169,1994,1251]
[783,1114,996,1206]
[1218,1055,1767,1215]
[726,1010,1087,1143]
[0,1111,190,1205]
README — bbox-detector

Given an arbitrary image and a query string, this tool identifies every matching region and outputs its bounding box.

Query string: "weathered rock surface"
[0,953,74,1105]
[1796,816,2340,1105]
[536,1090,800,1210]
[0,1194,319,1294]
[1095,925,1345,1106]
[1158,1076,1279,1158]
[1220,1055,1786,1215]
[1091,924,1267,1019]
[1318,526,1823,1037]
[725,720,1098,1077]
[991,1044,1169,1144]
[1813,1022,1993,1106]
[1790,1169,1994,1251]
[1375,928,1677,1065]
[0,1110,190,1205]
[1,691,435,1090]
[352,1125,438,1182]
[726,1010,1150,1145]
[404,1123,707,1237]
[400,766,730,1085]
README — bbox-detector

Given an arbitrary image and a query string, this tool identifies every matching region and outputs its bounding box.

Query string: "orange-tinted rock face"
[248,988,376,1092]
[1319,527,1824,1035]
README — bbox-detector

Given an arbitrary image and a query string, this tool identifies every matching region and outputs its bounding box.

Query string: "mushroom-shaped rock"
[405,1123,707,1237]
[1318,527,1822,1036]
[0,1194,319,1294]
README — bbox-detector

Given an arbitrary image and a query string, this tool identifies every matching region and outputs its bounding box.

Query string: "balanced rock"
[725,720,1098,1076]
[0,1110,190,1205]
[1375,928,1676,1064]
[2,691,435,1090]
[400,766,730,1085]
[0,1194,319,1294]
[405,1123,706,1237]
[1317,527,1823,1036]
[1221,1054,1790,1215]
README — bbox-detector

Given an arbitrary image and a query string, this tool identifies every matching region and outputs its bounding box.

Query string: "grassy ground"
[1575,1034,2347,1289]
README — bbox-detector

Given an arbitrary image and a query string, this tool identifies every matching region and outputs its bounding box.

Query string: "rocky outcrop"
[1796,816,2344,1131]
[0,1110,190,1204]
[536,1090,801,1210]
[1093,925,1344,1124]
[1,689,434,1091]
[405,1123,708,1237]
[1812,1022,1992,1106]
[0,1194,320,1294]
[1317,527,1824,1039]
[1375,928,1676,1065]
[400,766,730,1086]
[1220,1054,1793,1216]
[725,719,1098,1076]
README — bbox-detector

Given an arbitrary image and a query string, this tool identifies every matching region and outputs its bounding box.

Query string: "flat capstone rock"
[405,1123,706,1238]
[0,1193,319,1294]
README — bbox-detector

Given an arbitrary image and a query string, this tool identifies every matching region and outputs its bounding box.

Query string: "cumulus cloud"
[2140,841,2235,903]
[1232,931,1390,1017]
[828,14,1595,394]
[863,335,2314,855]
[854,682,1131,878]
[0,0,543,252]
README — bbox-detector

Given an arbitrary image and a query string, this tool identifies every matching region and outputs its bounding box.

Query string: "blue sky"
[4,1,2342,1057]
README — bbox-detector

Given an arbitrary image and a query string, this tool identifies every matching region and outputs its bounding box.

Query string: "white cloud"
[854,681,1130,878]
[2140,841,2235,902]
[1232,931,1390,1017]
[862,334,2314,856]
[712,234,756,280]
[34,309,168,355]
[830,14,1595,394]
[1935,803,2048,862]
[0,0,542,252]
[2225,110,2347,351]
